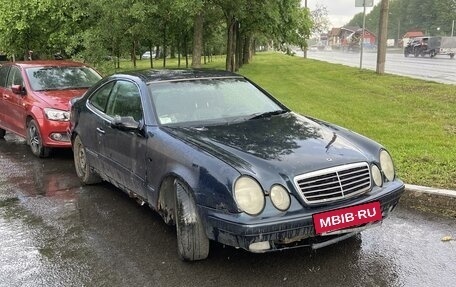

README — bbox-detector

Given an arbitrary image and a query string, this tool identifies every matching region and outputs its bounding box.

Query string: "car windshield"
[26,66,102,91]
[149,77,285,126]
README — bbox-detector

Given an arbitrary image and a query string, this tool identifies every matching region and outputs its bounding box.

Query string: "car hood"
[164,113,372,178]
[33,89,87,110]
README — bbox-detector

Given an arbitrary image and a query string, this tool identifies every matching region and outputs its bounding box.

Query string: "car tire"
[175,180,209,261]
[73,135,101,185]
[0,128,5,139]
[27,119,50,158]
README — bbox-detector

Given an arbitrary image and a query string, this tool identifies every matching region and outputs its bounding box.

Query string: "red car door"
[0,65,11,130]
[3,66,27,137]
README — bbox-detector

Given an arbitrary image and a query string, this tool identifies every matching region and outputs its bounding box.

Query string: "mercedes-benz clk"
[69,69,404,261]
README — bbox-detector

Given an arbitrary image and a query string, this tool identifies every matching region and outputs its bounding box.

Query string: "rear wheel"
[450,53,455,59]
[73,135,101,184]
[27,119,50,157]
[175,180,209,261]
[0,128,5,139]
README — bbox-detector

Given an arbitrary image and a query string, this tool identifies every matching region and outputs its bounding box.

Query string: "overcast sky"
[304,0,377,28]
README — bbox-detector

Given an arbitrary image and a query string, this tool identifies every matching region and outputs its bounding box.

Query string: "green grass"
[100,52,456,189]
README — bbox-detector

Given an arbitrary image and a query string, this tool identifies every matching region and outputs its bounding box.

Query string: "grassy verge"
[101,52,456,189]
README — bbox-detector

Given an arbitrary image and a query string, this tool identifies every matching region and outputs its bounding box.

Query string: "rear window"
[25,66,102,91]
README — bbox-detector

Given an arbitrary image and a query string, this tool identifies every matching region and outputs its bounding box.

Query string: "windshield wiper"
[248,110,287,120]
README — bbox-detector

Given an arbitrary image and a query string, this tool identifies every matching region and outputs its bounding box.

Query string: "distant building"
[400,30,425,47]
[328,28,341,46]
[327,26,377,51]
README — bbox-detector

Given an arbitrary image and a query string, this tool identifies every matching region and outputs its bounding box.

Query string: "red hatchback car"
[0,61,101,157]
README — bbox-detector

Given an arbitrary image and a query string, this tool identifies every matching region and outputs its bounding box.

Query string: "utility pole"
[452,20,455,37]
[360,2,367,69]
[355,0,373,69]
[376,0,389,74]
[304,0,308,59]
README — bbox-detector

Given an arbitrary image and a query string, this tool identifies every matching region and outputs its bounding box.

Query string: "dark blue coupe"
[69,69,404,261]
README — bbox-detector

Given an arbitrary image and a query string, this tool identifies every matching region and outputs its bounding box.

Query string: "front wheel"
[0,128,5,139]
[27,119,50,157]
[73,135,101,184]
[175,180,209,261]
[450,53,455,59]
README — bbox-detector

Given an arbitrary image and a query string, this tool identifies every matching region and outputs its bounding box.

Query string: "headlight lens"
[371,164,383,187]
[44,108,70,121]
[270,185,291,211]
[380,150,395,181]
[234,176,265,216]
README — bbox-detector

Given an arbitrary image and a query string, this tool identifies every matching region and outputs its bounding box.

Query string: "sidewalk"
[401,184,456,217]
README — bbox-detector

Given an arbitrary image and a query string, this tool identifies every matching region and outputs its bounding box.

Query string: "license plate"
[313,202,382,234]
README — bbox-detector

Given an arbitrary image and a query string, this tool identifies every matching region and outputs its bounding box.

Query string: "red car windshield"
[25,66,102,91]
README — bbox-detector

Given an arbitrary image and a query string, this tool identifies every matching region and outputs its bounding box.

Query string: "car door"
[83,80,116,173]
[0,65,11,129]
[3,66,26,136]
[101,80,148,199]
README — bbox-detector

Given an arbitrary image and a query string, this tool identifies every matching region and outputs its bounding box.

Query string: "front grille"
[294,162,371,204]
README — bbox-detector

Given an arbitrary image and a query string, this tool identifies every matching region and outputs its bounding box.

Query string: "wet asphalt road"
[0,133,455,287]
[301,50,456,85]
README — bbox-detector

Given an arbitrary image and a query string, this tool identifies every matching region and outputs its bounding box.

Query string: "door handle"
[96,127,105,134]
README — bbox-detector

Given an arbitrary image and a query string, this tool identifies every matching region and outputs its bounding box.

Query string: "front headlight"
[371,164,383,187]
[270,185,291,211]
[44,108,70,122]
[234,176,265,216]
[380,150,395,181]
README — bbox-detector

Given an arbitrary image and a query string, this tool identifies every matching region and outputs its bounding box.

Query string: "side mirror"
[11,85,26,96]
[110,115,141,132]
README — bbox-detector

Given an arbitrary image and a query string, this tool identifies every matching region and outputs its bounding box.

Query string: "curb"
[401,184,456,217]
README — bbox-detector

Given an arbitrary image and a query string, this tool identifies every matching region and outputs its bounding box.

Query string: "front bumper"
[37,118,71,148]
[199,180,404,252]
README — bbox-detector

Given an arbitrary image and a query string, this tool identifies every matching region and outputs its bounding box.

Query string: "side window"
[106,81,143,121]
[6,67,23,88]
[89,81,115,112]
[0,66,10,87]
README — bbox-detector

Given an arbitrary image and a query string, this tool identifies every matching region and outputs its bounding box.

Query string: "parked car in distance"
[142,51,154,59]
[404,36,455,58]
[0,61,102,157]
[69,69,404,261]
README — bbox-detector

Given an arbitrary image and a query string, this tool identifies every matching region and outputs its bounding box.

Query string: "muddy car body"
[69,69,404,261]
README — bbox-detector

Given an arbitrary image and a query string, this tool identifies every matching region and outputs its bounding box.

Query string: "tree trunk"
[131,40,137,68]
[235,25,242,71]
[191,12,204,68]
[170,45,175,59]
[163,23,167,68]
[149,42,154,68]
[184,33,189,68]
[177,36,181,68]
[204,44,207,65]
[155,46,160,59]
[243,35,251,64]
[226,16,236,71]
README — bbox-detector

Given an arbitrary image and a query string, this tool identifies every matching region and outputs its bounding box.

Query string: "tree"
[310,4,330,38]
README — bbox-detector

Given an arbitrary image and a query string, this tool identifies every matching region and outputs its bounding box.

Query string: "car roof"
[117,69,243,83]
[6,60,90,68]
